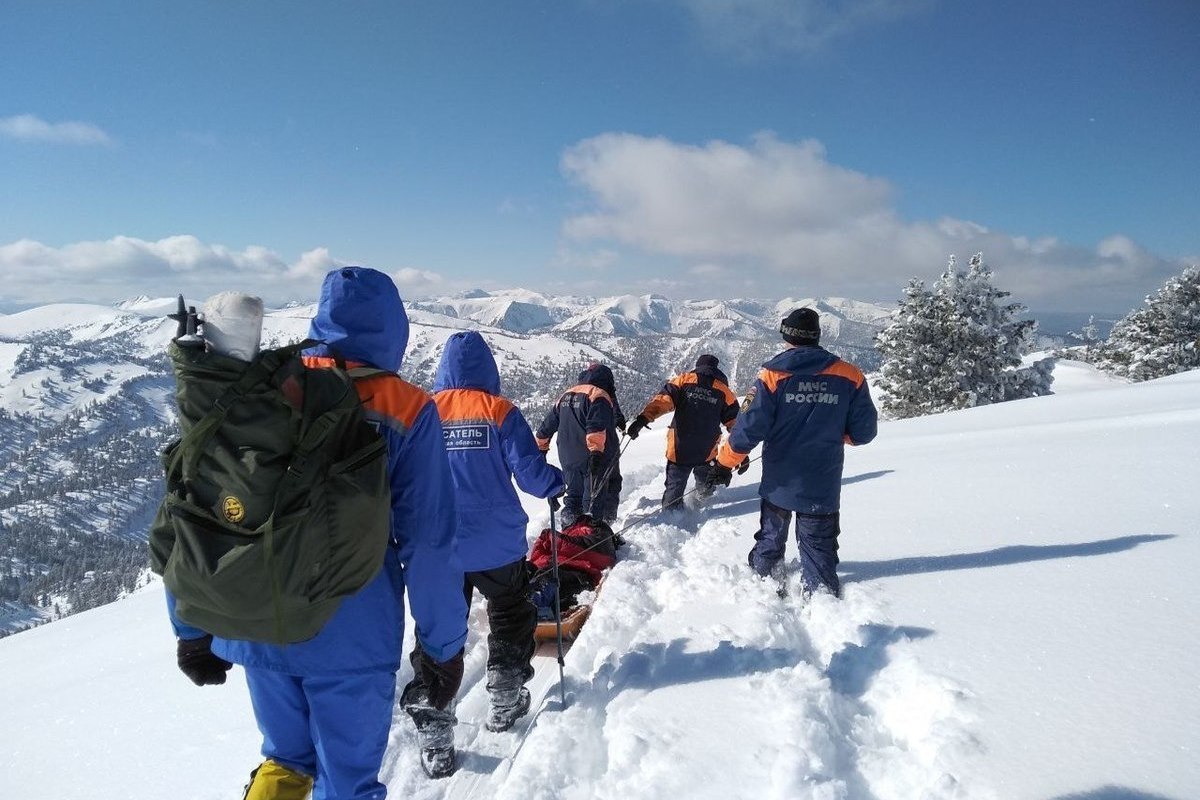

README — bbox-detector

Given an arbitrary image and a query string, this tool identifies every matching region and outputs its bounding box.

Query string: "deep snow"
[1,361,1197,799]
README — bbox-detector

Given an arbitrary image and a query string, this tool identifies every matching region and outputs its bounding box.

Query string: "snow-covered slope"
[2,364,1196,799]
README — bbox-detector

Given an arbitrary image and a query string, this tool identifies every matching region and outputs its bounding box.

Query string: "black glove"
[706,462,733,489]
[588,451,605,481]
[626,415,650,440]
[416,647,465,711]
[549,490,564,513]
[736,457,751,475]
[176,634,232,686]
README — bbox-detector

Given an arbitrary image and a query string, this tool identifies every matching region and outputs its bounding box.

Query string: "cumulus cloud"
[666,0,930,55]
[0,236,447,308]
[0,114,113,146]
[561,132,1188,310]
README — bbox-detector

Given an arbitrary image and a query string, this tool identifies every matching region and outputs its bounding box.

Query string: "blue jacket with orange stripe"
[717,345,877,514]
[433,331,564,573]
[166,267,468,672]
[639,364,739,465]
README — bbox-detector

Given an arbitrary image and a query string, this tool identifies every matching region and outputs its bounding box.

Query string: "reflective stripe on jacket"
[717,345,877,514]
[433,331,564,572]
[640,365,739,465]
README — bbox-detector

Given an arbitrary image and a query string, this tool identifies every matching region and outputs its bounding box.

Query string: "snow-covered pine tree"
[875,253,1053,418]
[1095,265,1200,381]
[1066,315,1102,361]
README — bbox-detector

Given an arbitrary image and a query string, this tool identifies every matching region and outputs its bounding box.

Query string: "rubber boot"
[242,759,314,800]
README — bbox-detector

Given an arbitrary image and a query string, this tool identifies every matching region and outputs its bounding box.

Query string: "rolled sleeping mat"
[202,291,264,362]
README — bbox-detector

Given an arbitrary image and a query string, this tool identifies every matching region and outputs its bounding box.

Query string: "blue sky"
[1,0,1197,313]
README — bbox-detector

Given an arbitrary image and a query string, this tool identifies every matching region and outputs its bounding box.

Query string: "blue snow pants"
[562,460,622,524]
[749,498,841,596]
[244,668,396,800]
[662,461,713,510]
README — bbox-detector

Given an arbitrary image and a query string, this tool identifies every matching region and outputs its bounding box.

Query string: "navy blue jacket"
[639,364,739,465]
[535,364,621,468]
[717,345,877,514]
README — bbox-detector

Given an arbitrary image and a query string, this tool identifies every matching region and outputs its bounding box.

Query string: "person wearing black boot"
[412,331,565,740]
[627,354,741,511]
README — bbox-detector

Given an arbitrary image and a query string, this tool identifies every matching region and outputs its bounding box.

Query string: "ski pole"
[548,498,568,710]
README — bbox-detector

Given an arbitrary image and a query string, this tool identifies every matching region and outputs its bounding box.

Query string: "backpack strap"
[284,364,393,479]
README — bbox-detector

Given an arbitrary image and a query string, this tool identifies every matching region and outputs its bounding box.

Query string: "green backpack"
[149,339,391,644]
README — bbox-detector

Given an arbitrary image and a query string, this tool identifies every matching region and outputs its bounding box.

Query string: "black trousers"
[662,461,713,510]
[464,558,537,679]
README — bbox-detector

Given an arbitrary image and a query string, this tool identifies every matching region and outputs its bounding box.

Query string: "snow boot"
[402,679,458,779]
[419,741,457,780]
[406,703,458,778]
[486,685,531,732]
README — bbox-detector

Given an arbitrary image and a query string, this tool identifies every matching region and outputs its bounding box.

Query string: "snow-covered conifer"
[875,254,1052,418]
[1096,265,1200,381]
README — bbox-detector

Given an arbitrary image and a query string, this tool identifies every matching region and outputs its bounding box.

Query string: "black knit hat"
[780,308,820,345]
[695,354,719,369]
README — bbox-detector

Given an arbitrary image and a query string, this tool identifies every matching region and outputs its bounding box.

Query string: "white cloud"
[561,131,1188,310]
[0,114,113,146]
[286,247,344,281]
[0,236,447,308]
[667,0,930,55]
[390,267,446,298]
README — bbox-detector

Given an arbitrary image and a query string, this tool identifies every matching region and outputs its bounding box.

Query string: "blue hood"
[306,267,409,372]
[433,331,501,394]
[762,344,839,375]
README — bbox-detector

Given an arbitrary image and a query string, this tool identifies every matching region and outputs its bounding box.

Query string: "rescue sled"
[533,577,603,642]
[527,514,617,642]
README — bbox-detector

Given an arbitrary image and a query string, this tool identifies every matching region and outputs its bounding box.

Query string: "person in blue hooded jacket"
[165,267,469,797]
[422,330,564,733]
[535,362,624,525]
[711,308,878,597]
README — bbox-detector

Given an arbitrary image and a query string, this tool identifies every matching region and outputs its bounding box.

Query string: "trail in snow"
[382,459,990,799]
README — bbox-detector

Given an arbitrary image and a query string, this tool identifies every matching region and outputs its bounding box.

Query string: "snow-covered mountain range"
[0,290,891,634]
